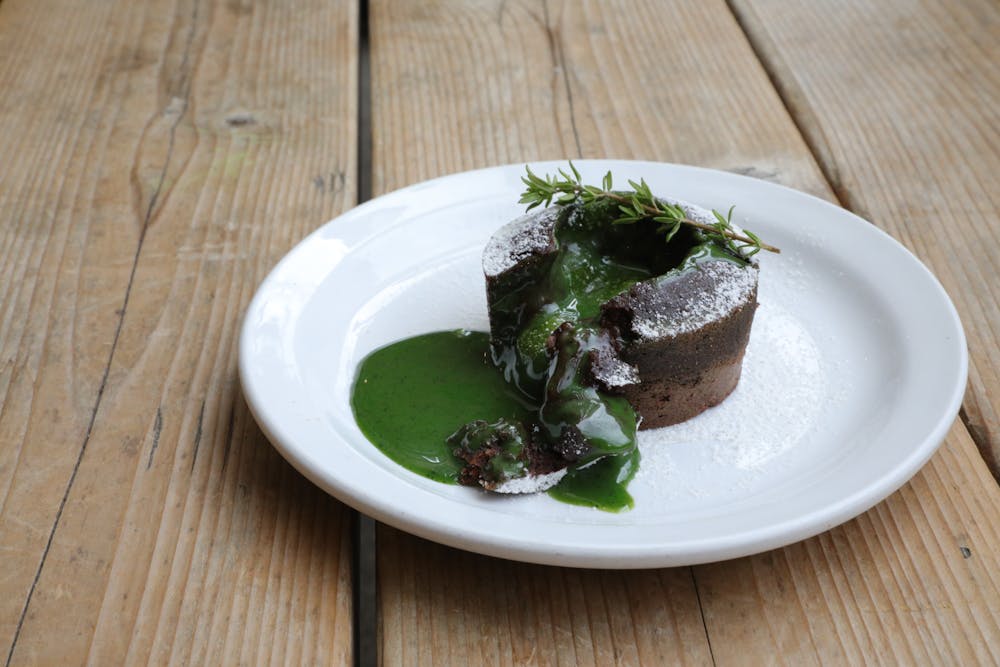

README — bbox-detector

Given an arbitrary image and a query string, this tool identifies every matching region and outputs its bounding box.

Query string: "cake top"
[484,193,760,344]
[482,205,560,278]
[628,260,759,340]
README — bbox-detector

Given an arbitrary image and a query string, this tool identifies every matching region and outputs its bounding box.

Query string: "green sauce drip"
[548,448,641,512]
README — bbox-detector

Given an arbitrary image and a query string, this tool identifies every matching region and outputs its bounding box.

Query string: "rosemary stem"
[519,163,780,255]
[599,191,781,253]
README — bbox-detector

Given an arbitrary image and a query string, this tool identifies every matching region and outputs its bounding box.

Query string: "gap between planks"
[722,0,864,215]
[353,2,379,667]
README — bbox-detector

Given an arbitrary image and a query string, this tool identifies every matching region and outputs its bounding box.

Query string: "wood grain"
[369,0,573,190]
[698,423,1000,666]
[0,0,140,651]
[378,530,712,666]
[370,0,826,197]
[369,0,1000,664]
[0,0,356,663]
[729,0,1000,477]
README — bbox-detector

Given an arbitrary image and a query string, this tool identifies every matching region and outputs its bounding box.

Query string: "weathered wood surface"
[2,0,997,664]
[0,0,356,664]
[370,0,1000,664]
[731,0,1000,477]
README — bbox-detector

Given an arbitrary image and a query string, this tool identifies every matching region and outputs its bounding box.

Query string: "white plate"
[239,161,967,568]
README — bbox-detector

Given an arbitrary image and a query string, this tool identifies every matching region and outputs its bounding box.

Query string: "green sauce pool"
[351,330,532,484]
[351,330,638,511]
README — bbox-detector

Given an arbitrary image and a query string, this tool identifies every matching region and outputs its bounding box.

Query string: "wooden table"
[2,0,998,664]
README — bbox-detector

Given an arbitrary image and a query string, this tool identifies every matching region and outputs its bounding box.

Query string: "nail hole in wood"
[225,114,256,127]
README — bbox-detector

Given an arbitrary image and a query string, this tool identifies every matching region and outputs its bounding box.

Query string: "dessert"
[483,199,759,428]
[455,168,767,494]
[351,164,776,510]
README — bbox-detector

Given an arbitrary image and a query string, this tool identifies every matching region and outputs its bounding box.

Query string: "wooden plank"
[370,0,825,197]
[729,0,1000,477]
[0,0,357,663]
[698,423,1000,665]
[0,0,156,652]
[378,531,712,666]
[369,0,1000,664]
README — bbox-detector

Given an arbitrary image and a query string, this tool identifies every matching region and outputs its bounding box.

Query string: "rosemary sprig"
[518,162,779,256]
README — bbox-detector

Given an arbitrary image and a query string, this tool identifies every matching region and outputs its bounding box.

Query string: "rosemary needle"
[518,162,780,257]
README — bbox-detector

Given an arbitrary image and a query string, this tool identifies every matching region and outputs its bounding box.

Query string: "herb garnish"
[519,162,779,257]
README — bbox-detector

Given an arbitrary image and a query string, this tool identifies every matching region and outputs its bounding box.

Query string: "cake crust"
[601,262,758,427]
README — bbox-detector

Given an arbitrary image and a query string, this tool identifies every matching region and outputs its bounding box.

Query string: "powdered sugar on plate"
[638,300,824,465]
[492,468,568,494]
[482,206,559,277]
[631,275,831,506]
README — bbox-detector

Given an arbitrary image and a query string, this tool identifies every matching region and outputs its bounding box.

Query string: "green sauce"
[351,197,748,512]
[351,329,639,510]
[351,330,533,484]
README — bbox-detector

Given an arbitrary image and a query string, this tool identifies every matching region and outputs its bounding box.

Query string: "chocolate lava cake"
[483,198,759,430]
[452,192,761,494]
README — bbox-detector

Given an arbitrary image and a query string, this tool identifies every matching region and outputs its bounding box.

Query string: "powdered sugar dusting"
[633,298,825,498]
[593,354,640,389]
[631,261,758,340]
[661,196,752,239]
[661,196,716,227]
[492,468,568,494]
[482,206,560,277]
